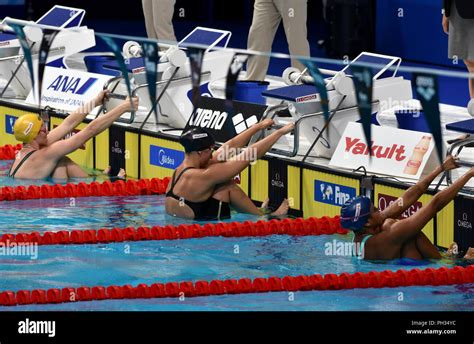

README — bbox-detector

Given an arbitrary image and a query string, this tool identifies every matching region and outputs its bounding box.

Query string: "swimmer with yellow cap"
[340,155,474,261]
[8,91,138,179]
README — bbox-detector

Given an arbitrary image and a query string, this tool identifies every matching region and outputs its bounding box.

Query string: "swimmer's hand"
[257,118,275,130]
[442,155,460,171]
[119,97,139,113]
[94,90,111,107]
[278,122,295,135]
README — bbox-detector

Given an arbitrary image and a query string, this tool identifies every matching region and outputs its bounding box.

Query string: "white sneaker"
[468,98,474,116]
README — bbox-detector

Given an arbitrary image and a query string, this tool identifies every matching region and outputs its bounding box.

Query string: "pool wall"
[1,100,473,252]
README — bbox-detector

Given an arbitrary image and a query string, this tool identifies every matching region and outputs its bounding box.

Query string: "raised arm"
[388,166,474,244]
[380,155,459,221]
[212,118,274,163]
[204,123,294,184]
[47,90,110,144]
[43,97,138,159]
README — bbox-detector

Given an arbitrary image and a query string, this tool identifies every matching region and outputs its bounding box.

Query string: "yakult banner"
[25,67,113,112]
[330,122,438,180]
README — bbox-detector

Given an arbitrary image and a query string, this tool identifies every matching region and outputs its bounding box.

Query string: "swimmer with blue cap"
[340,155,474,260]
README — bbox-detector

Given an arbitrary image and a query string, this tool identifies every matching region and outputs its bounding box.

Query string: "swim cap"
[340,196,372,231]
[13,114,44,143]
[180,127,215,153]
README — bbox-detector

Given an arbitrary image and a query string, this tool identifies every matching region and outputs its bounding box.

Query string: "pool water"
[0,160,473,311]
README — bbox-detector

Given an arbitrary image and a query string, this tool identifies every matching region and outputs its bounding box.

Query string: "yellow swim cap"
[13,114,44,143]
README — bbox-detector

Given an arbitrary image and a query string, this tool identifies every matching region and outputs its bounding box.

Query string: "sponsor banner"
[377,193,422,219]
[314,180,356,207]
[52,125,85,150]
[150,145,184,170]
[454,195,474,254]
[185,97,267,142]
[26,67,112,112]
[330,122,436,180]
[5,115,17,135]
[109,126,126,176]
[268,158,288,210]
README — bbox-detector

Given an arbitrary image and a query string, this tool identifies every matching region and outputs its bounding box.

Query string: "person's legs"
[152,0,177,43]
[246,0,282,81]
[142,0,157,40]
[61,156,88,178]
[400,237,423,260]
[464,60,474,99]
[212,181,264,215]
[415,232,442,259]
[276,0,310,72]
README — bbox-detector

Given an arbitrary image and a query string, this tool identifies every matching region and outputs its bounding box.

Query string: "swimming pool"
[0,160,473,311]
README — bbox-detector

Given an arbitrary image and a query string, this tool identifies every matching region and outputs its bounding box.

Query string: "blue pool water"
[0,160,473,311]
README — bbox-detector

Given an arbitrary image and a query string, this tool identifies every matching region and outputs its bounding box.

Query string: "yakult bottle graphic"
[403,136,432,175]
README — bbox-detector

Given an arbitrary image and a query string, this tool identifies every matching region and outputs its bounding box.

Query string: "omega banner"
[454,195,474,254]
[184,97,267,142]
[330,122,439,180]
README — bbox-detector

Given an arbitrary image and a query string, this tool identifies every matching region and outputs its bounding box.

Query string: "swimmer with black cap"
[340,155,474,260]
[166,119,294,221]
[8,91,138,179]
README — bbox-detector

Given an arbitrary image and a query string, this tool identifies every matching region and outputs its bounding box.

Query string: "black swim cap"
[180,127,215,153]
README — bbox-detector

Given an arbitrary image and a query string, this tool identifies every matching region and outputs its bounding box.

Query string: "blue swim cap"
[340,196,372,231]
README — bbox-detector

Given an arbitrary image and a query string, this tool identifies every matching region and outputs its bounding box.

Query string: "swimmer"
[165,119,294,220]
[340,155,474,260]
[8,91,138,180]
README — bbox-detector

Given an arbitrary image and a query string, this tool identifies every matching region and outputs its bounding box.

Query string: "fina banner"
[25,66,113,111]
[299,58,330,123]
[330,122,438,180]
[187,47,205,111]
[413,73,443,165]
[184,97,267,142]
[37,29,59,107]
[141,40,160,123]
[351,65,374,157]
[225,54,248,112]
[9,23,35,96]
[99,34,133,107]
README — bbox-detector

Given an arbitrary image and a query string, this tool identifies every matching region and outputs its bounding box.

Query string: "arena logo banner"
[99,34,134,108]
[351,65,374,157]
[413,73,443,165]
[187,47,205,111]
[454,195,474,254]
[108,126,126,177]
[141,41,160,123]
[268,158,288,210]
[37,29,59,107]
[185,97,267,142]
[299,58,329,123]
[225,54,248,112]
[9,23,35,96]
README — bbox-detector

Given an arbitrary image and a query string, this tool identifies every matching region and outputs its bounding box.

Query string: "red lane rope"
[0,144,21,161]
[0,177,170,202]
[0,217,347,246]
[1,265,473,306]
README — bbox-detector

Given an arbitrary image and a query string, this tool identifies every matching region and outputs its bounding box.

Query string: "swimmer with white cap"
[8,91,138,179]
[165,119,294,221]
[340,155,474,260]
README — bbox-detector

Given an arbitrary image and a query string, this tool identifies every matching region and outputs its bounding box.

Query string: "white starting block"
[262,52,413,159]
[101,27,235,128]
[0,5,95,98]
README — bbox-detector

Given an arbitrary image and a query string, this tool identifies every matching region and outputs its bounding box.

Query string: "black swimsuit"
[166,167,231,221]
[7,150,36,178]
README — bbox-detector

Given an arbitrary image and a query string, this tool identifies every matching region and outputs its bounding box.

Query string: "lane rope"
[0,216,347,246]
[1,265,473,306]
